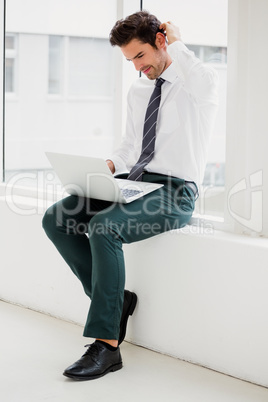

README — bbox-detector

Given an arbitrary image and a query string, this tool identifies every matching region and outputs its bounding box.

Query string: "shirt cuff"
[109,154,128,175]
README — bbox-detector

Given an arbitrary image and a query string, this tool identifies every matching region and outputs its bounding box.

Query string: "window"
[48,35,114,98]
[203,46,227,64]
[2,1,227,220]
[4,0,117,185]
[1,0,267,236]
[5,33,17,93]
[3,0,228,220]
[48,35,63,95]
[187,44,227,64]
[68,37,113,98]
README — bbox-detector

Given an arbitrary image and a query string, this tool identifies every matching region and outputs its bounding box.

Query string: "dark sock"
[95,340,118,351]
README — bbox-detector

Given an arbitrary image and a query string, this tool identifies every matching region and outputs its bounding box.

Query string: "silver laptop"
[45,152,163,204]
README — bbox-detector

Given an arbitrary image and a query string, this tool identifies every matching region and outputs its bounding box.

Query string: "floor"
[1,300,268,402]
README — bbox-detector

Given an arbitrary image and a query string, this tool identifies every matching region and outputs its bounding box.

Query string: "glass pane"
[5,35,14,49]
[186,45,227,64]
[203,46,227,64]
[48,35,62,94]
[68,37,113,97]
[186,44,201,58]
[4,0,117,186]
[5,58,14,92]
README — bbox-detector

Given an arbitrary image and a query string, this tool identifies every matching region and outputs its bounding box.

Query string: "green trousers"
[42,173,195,340]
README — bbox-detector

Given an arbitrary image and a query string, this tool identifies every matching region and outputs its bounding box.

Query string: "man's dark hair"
[109,11,162,48]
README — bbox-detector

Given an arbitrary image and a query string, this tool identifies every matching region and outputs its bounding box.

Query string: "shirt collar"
[159,62,177,84]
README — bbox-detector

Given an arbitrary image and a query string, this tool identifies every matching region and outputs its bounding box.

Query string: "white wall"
[225,0,268,236]
[124,231,268,387]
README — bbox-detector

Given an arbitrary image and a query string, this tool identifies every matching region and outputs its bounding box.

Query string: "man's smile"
[142,66,151,74]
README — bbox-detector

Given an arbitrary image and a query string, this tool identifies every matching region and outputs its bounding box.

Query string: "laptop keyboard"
[121,188,143,199]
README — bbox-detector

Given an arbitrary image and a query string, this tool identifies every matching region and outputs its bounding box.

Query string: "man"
[42,11,218,381]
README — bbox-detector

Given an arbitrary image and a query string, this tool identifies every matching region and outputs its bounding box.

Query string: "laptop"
[45,152,163,204]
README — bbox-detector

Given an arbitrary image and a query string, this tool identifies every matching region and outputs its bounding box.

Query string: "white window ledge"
[1,182,268,247]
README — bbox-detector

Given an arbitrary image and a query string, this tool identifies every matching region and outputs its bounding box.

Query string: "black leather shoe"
[63,341,122,381]
[118,290,137,345]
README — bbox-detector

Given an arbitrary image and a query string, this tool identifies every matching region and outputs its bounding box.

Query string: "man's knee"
[88,212,122,242]
[42,204,57,237]
[42,196,79,233]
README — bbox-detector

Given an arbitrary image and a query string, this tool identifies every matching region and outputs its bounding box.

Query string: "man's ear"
[155,32,167,49]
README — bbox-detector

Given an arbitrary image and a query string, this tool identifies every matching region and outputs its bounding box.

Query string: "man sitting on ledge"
[42,11,218,381]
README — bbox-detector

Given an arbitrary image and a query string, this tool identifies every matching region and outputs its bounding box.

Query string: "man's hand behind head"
[159,22,181,45]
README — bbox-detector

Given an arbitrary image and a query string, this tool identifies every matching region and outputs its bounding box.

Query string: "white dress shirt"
[111,41,219,188]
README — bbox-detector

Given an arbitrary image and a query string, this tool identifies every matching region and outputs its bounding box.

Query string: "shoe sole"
[63,361,123,381]
[118,292,138,345]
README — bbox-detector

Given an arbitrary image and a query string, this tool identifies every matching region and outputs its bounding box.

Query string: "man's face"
[121,38,169,80]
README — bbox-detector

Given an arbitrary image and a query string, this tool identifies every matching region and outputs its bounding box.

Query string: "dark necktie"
[127,77,165,181]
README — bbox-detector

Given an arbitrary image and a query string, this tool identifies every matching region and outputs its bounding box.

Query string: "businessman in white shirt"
[42,11,218,381]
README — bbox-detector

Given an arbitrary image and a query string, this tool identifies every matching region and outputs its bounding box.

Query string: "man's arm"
[160,21,218,104]
[105,84,137,175]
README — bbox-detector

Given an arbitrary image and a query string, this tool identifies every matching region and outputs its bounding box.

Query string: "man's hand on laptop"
[106,159,115,174]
